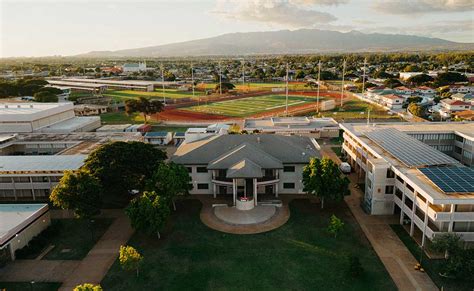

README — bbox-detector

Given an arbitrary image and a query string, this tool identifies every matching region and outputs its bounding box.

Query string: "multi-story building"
[0,102,100,134]
[340,122,474,246]
[171,134,320,205]
[243,117,339,138]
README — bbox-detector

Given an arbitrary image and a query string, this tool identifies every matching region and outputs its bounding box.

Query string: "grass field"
[100,112,146,124]
[197,82,308,91]
[103,89,204,101]
[101,199,396,290]
[183,94,318,117]
[318,98,401,121]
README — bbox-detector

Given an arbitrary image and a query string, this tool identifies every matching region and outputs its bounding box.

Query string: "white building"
[171,134,320,204]
[122,62,147,73]
[380,94,404,109]
[341,122,474,246]
[440,99,472,118]
[0,103,100,134]
[243,117,339,138]
[0,204,51,261]
[184,124,230,143]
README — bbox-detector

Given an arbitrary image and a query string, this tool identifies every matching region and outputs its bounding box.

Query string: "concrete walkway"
[58,210,134,291]
[199,196,290,234]
[0,260,80,282]
[321,146,438,291]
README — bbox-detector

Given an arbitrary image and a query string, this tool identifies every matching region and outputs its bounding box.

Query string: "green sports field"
[182,94,318,117]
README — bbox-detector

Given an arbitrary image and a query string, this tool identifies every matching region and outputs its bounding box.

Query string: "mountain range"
[79,29,473,57]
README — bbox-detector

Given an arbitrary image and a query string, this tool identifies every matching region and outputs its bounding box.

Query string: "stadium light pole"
[242,59,245,88]
[219,60,222,95]
[341,59,346,108]
[362,57,367,95]
[285,62,289,116]
[316,60,321,113]
[191,63,197,106]
[161,64,166,104]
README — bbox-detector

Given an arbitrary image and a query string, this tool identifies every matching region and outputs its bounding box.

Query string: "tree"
[215,82,235,93]
[119,245,143,277]
[403,64,421,72]
[435,72,468,87]
[327,214,344,238]
[408,102,422,117]
[431,233,462,258]
[431,233,474,280]
[83,141,166,207]
[125,96,163,123]
[126,191,170,238]
[50,170,102,219]
[347,255,364,278]
[302,158,350,209]
[383,78,403,88]
[147,162,192,210]
[295,70,305,79]
[73,283,103,291]
[34,91,58,102]
[406,74,433,85]
[373,70,395,79]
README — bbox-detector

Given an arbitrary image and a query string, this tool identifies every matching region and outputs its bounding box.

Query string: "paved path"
[0,260,80,282]
[58,210,134,291]
[321,146,438,291]
[199,196,290,234]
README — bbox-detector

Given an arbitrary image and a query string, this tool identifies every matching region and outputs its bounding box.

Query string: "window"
[283,183,295,189]
[454,146,462,154]
[385,185,394,194]
[196,167,208,173]
[283,166,295,172]
[396,175,404,183]
[197,183,209,190]
[386,169,395,178]
[186,167,192,173]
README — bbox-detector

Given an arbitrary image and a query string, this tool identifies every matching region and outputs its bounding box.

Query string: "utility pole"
[161,64,166,104]
[367,107,371,125]
[341,59,346,108]
[218,60,222,95]
[285,63,289,116]
[316,60,321,113]
[242,59,245,88]
[362,57,367,94]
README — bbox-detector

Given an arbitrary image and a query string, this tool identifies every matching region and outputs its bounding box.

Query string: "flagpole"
[317,60,321,113]
[285,63,289,116]
[161,64,165,104]
[341,59,346,108]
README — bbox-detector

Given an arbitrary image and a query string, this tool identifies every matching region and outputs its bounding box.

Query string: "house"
[448,85,473,94]
[380,94,404,109]
[415,86,436,95]
[451,93,473,103]
[399,72,423,80]
[453,110,474,121]
[144,132,173,146]
[74,104,108,116]
[171,134,320,205]
[394,86,414,96]
[440,99,472,118]
[0,204,51,261]
[340,122,474,245]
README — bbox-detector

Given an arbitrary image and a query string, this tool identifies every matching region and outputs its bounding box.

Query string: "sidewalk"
[321,146,438,291]
[58,210,134,290]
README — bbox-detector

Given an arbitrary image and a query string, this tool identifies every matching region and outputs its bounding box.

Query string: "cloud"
[372,0,474,14]
[213,0,343,27]
[359,20,474,41]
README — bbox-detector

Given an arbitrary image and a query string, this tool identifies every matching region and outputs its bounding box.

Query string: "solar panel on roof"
[365,128,459,168]
[420,167,474,193]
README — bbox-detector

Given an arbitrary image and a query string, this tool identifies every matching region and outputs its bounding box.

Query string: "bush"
[347,255,364,277]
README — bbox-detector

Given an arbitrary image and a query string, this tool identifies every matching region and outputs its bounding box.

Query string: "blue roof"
[174,132,185,137]
[145,132,168,137]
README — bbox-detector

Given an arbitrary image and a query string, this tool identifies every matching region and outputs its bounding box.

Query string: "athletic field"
[182,94,318,117]
[102,89,204,101]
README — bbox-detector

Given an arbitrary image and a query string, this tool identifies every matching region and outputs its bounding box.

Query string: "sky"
[0,0,473,57]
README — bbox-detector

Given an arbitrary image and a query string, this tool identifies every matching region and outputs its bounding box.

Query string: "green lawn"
[100,112,146,124]
[15,218,113,260]
[319,99,401,121]
[0,282,61,291]
[183,94,318,117]
[103,89,204,101]
[390,225,472,291]
[102,199,396,290]
[151,126,189,132]
[198,82,309,91]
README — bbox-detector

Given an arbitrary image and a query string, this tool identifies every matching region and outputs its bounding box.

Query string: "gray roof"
[0,155,86,172]
[366,128,460,168]
[226,159,263,178]
[208,142,283,170]
[172,134,319,166]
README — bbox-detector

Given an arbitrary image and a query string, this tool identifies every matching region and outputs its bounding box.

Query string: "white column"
[232,179,236,206]
[213,183,217,199]
[409,191,416,237]
[254,178,257,206]
[448,204,455,232]
[399,191,405,224]
[422,202,429,247]
[275,183,279,198]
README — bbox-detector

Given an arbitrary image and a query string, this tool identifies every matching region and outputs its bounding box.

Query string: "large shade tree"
[50,170,102,219]
[147,162,192,210]
[302,158,350,209]
[125,191,170,239]
[83,141,166,206]
[125,97,163,123]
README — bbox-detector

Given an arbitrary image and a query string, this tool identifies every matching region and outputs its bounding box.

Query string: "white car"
[339,162,351,174]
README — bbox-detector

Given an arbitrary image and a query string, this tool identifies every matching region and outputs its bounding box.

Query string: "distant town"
[0,51,473,291]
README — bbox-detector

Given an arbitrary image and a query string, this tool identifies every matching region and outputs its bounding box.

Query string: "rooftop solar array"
[365,128,459,168]
[420,167,474,193]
